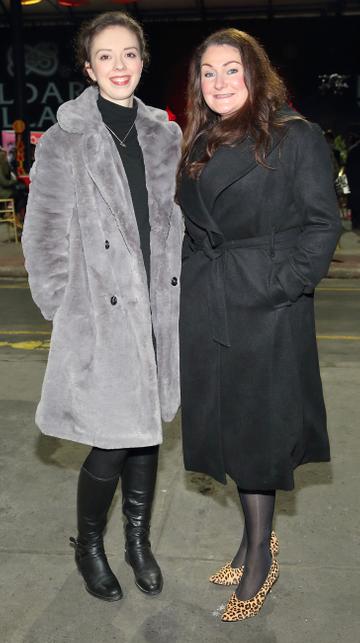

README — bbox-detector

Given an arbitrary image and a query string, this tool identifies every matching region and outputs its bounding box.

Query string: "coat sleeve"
[269,122,342,306]
[22,129,75,321]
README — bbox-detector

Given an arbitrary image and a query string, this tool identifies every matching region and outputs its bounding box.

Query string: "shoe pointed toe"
[209,562,243,586]
[221,559,279,622]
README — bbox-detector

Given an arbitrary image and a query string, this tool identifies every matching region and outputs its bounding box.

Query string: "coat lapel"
[83,127,141,256]
[179,172,224,247]
[199,128,288,216]
[136,99,180,239]
[58,88,181,256]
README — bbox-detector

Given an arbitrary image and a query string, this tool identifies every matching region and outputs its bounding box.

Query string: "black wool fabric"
[178,118,341,491]
[98,95,151,286]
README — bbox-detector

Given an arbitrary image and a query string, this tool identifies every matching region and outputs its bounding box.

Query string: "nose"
[113,56,126,71]
[214,71,226,91]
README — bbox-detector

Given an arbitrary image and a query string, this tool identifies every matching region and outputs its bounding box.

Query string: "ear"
[84,61,96,83]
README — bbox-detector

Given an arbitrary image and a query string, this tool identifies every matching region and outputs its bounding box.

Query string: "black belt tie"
[187,228,300,348]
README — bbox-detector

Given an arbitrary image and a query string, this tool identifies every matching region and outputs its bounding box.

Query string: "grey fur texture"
[22,87,183,448]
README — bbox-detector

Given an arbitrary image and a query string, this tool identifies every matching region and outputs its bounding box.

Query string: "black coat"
[178,119,342,491]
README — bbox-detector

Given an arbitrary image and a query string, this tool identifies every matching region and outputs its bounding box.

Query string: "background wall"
[0,15,359,134]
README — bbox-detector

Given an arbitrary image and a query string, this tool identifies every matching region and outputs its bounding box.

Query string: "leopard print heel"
[270,531,279,557]
[209,530,279,586]
[209,561,244,586]
[221,558,280,622]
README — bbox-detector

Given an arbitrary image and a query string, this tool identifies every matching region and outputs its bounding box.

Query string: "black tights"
[232,489,276,600]
[82,445,159,480]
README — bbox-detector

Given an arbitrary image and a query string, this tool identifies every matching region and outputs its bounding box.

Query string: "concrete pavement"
[0,352,359,642]
[330,228,360,278]
[0,278,359,642]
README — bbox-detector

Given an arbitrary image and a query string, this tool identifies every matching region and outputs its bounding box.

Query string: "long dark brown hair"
[178,28,300,182]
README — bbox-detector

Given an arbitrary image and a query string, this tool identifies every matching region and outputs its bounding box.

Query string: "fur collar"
[57,86,170,135]
[57,86,181,253]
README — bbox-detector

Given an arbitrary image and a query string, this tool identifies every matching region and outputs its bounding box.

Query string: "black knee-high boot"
[121,446,163,595]
[70,467,123,601]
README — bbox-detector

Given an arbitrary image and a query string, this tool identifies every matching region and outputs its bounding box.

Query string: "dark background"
[0,14,359,134]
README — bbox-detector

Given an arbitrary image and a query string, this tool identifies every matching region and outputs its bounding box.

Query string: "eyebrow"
[95,46,139,54]
[201,60,242,68]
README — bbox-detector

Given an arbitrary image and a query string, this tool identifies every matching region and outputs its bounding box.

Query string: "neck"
[99,91,134,108]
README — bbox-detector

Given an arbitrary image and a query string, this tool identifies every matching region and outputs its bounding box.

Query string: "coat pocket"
[267,247,295,309]
[226,248,288,310]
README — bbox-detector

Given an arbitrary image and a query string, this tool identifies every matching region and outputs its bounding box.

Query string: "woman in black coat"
[177,29,341,621]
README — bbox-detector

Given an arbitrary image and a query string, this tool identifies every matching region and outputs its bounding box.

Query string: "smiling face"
[200,44,249,118]
[85,25,143,107]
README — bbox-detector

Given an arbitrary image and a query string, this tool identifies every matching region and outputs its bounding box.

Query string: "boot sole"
[135,579,163,596]
[84,585,123,602]
[125,556,163,596]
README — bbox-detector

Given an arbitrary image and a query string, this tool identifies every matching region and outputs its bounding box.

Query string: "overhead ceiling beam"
[44,0,63,13]
[0,0,9,18]
[195,0,206,22]
[268,0,274,19]
[1,2,360,26]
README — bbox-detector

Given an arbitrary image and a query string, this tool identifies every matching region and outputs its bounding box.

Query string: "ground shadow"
[183,461,334,519]
[35,432,88,470]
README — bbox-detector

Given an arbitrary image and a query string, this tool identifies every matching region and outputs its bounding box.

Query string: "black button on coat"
[178,118,342,491]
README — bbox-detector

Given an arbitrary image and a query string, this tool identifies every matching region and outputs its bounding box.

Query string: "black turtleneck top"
[97,95,151,286]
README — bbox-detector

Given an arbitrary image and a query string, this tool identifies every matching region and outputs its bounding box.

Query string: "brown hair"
[178,28,299,180]
[75,11,150,82]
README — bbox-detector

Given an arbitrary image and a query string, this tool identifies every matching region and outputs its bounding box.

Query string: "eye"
[203,71,215,79]
[99,54,111,61]
[227,67,239,75]
[125,51,137,59]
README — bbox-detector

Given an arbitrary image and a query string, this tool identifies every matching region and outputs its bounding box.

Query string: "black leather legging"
[82,445,159,480]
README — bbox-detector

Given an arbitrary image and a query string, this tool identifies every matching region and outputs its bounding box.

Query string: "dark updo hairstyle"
[178,28,302,180]
[75,11,150,83]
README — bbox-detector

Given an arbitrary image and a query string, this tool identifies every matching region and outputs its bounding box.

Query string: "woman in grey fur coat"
[22,12,183,602]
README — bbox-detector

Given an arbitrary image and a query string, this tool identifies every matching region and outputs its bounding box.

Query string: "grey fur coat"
[22,87,183,449]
